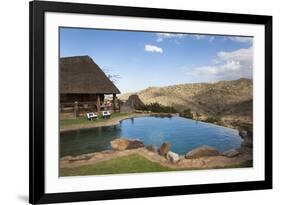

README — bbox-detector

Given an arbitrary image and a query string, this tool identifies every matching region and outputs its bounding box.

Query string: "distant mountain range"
[119,78,253,127]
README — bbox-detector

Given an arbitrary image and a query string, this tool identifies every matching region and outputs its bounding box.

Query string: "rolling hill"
[119,78,253,127]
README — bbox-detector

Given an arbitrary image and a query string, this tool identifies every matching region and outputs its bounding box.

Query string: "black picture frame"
[29,0,272,204]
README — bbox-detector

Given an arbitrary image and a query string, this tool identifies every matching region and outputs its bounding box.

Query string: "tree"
[102,66,121,84]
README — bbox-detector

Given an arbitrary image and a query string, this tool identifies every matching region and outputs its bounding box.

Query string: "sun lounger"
[87,112,98,120]
[102,111,111,119]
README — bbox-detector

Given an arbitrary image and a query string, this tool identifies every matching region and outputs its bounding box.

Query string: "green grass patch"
[60,112,130,128]
[60,154,173,176]
[60,154,253,176]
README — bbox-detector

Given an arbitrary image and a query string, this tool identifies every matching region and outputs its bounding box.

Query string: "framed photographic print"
[29,0,272,204]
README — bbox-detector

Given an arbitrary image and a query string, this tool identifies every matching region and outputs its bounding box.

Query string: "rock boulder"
[222,149,240,158]
[110,138,144,151]
[239,130,253,147]
[185,145,220,159]
[146,144,157,153]
[159,142,171,156]
[241,138,253,147]
[167,151,180,163]
[239,130,248,139]
[125,94,144,109]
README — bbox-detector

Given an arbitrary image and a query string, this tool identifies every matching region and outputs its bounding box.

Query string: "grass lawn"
[60,154,173,176]
[60,154,253,176]
[60,112,130,128]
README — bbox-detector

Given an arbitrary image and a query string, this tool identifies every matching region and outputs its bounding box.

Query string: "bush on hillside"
[180,109,193,119]
[136,102,177,113]
[203,116,222,124]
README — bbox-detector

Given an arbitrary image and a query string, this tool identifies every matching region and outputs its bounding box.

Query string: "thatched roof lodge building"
[60,55,120,113]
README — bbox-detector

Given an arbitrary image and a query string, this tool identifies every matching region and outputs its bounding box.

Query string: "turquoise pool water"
[60,116,242,157]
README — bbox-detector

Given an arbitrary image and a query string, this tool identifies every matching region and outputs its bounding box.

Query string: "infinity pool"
[60,116,242,157]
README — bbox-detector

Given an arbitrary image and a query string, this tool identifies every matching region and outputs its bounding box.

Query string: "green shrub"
[180,109,193,119]
[203,116,222,124]
[136,102,177,113]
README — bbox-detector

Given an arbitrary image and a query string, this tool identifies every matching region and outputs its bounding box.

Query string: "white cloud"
[156,33,185,42]
[192,35,206,40]
[217,47,253,63]
[228,36,253,43]
[189,34,215,42]
[144,44,163,53]
[156,33,252,44]
[156,33,216,43]
[186,47,253,82]
[188,35,252,44]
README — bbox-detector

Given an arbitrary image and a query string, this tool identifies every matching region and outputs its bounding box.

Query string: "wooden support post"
[96,95,101,113]
[60,104,64,112]
[113,93,116,112]
[74,101,78,118]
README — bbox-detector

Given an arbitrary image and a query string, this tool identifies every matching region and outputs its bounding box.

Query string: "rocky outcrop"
[125,94,145,109]
[146,144,157,153]
[166,151,180,163]
[223,149,240,158]
[241,139,253,147]
[110,138,144,151]
[159,142,171,156]
[239,130,253,147]
[185,145,220,159]
[60,147,253,172]
[239,130,248,139]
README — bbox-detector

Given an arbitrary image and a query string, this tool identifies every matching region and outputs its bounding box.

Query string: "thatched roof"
[60,56,120,94]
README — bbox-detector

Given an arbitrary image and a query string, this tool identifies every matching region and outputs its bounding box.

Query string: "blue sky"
[60,28,253,93]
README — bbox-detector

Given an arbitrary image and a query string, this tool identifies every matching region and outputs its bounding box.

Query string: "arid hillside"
[119,78,253,127]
